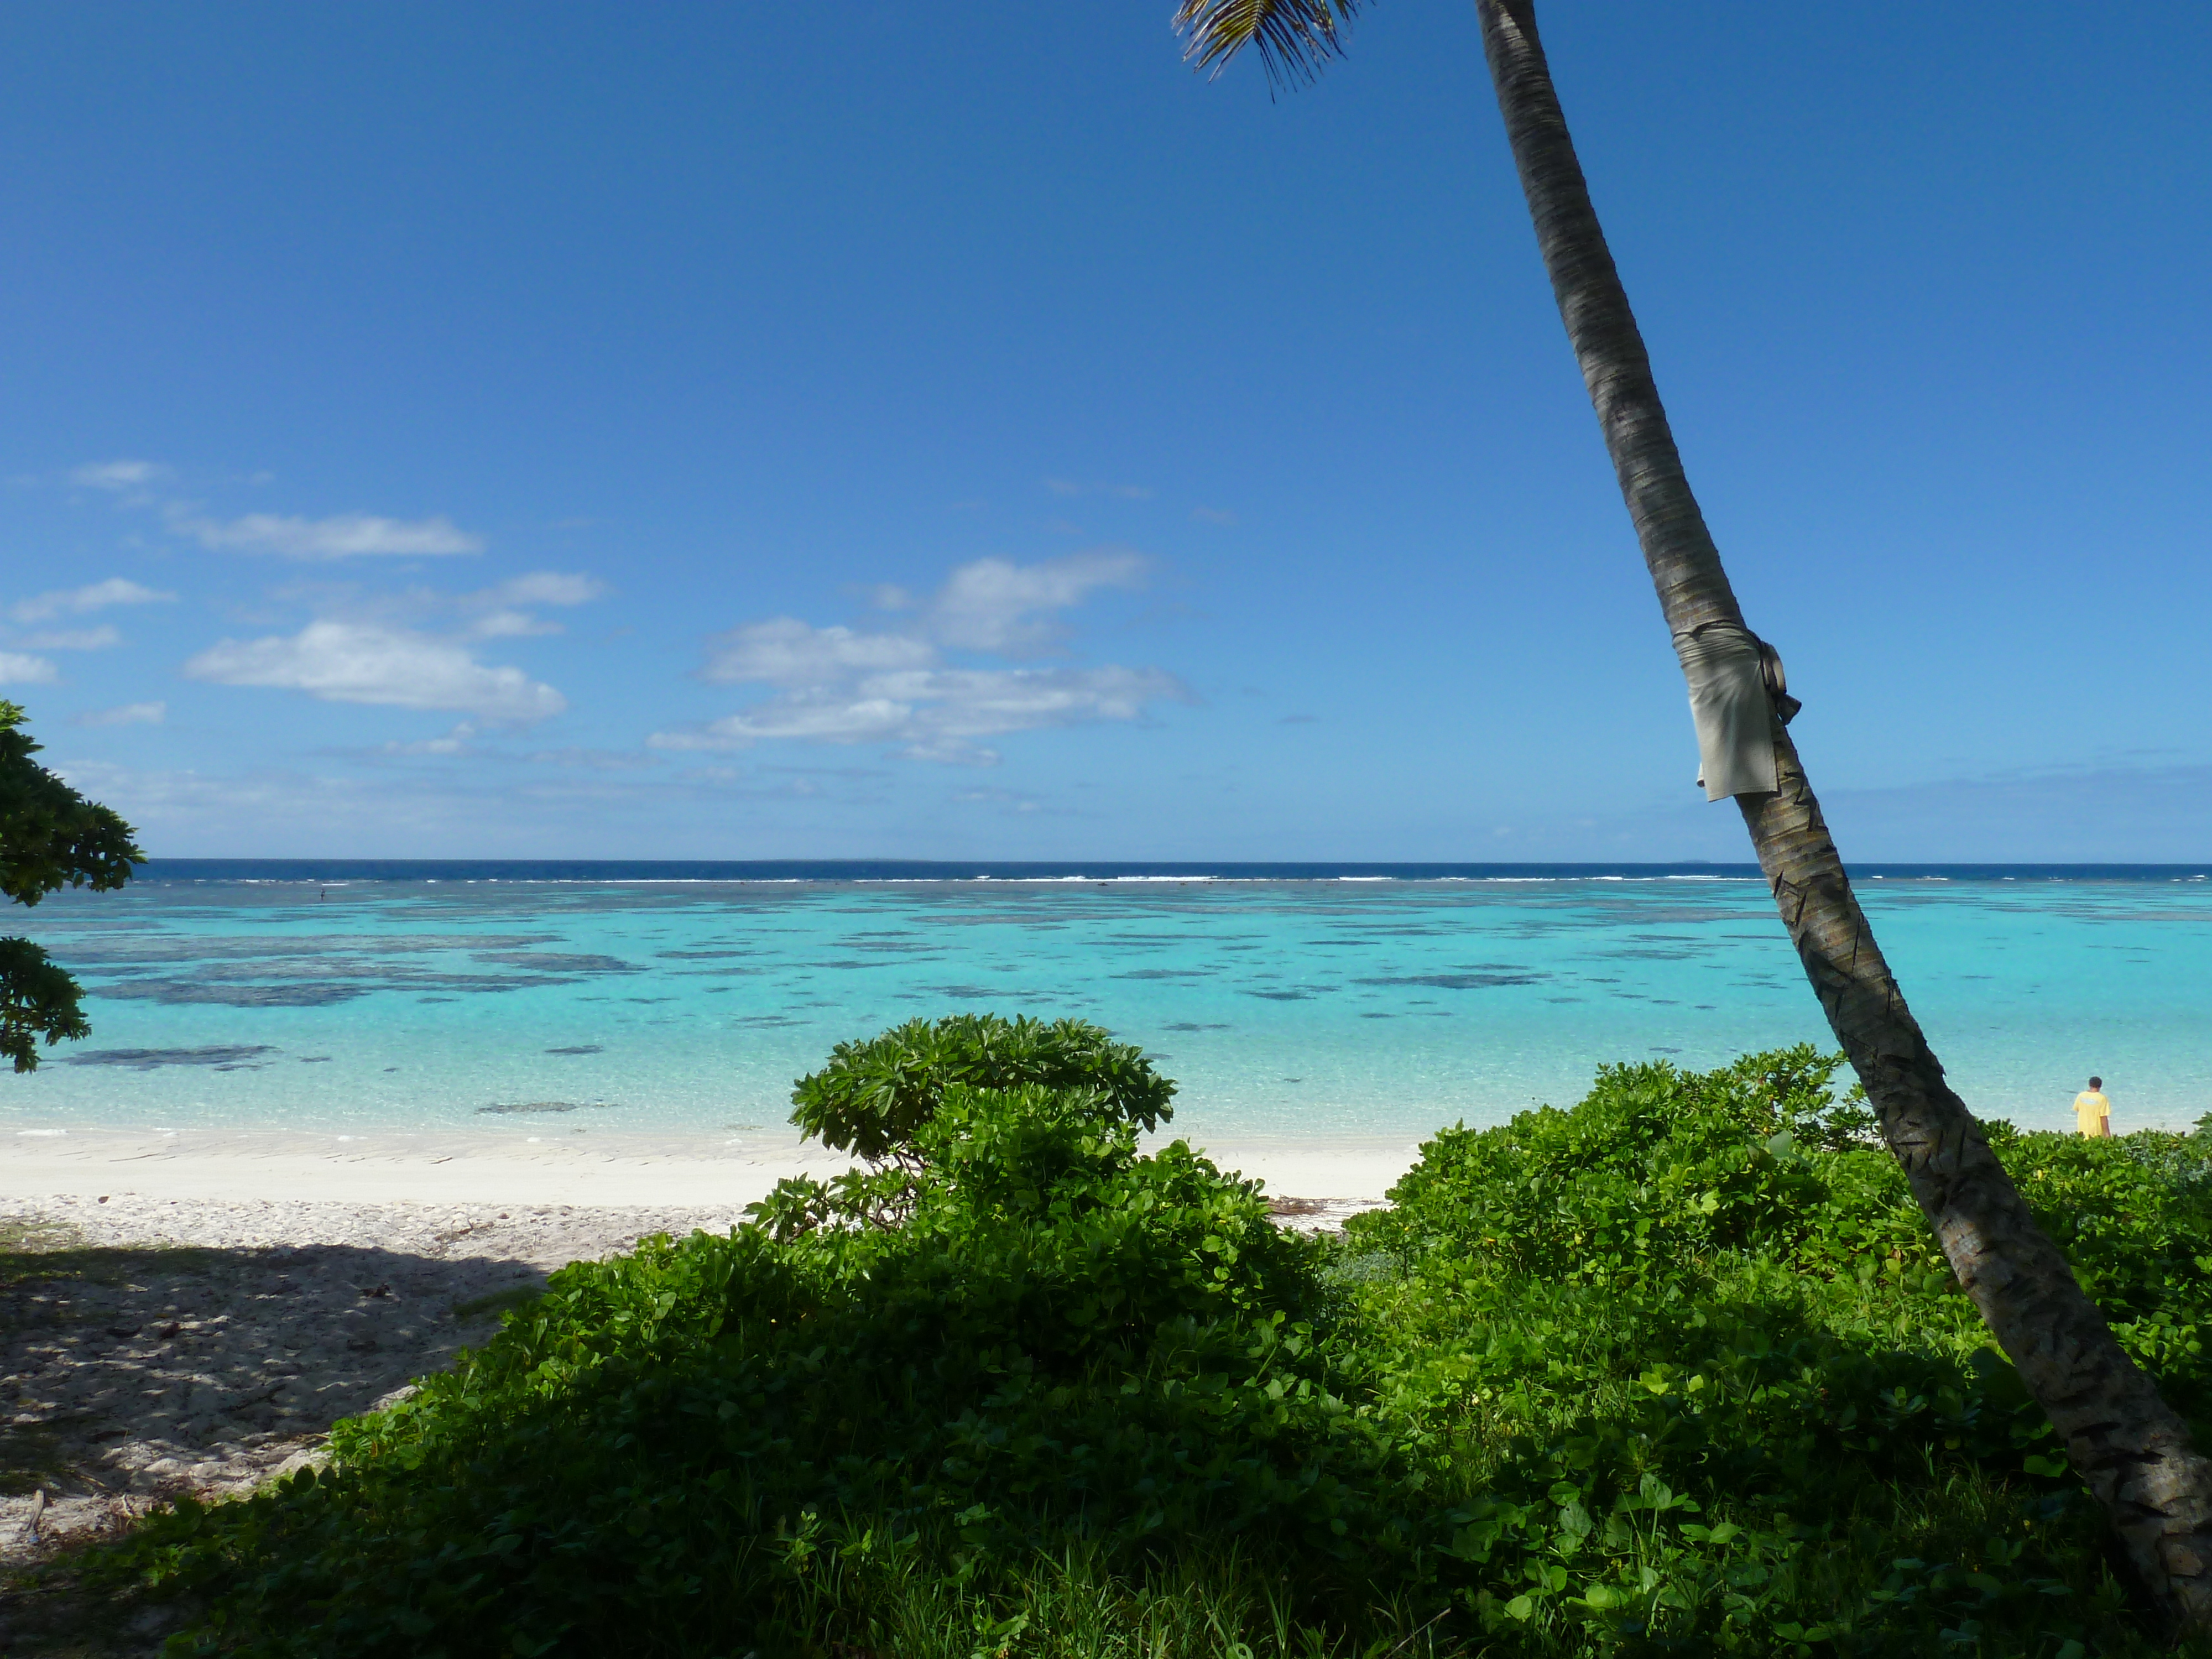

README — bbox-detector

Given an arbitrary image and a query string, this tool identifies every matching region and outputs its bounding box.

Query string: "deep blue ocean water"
[9,861,2210,1143]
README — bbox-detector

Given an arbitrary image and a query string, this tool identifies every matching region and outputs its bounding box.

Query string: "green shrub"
[787,1013,1176,1166]
[90,1029,2212,1657]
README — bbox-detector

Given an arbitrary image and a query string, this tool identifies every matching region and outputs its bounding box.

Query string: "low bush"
[87,1021,2212,1656]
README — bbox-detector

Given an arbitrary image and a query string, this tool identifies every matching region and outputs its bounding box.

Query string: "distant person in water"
[2074,1077,2112,1139]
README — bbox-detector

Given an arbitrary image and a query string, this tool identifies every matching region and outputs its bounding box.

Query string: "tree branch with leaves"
[0,701,142,1071]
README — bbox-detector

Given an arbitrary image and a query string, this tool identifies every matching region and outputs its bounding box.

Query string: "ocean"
[8,861,2210,1146]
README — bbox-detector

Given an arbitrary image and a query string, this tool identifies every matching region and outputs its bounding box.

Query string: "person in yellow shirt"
[2073,1076,2112,1138]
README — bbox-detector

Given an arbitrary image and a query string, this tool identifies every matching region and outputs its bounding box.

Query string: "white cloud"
[185,622,565,721]
[658,556,1183,764]
[1192,506,1237,525]
[11,577,177,623]
[654,660,1184,765]
[447,571,607,638]
[18,625,121,651]
[703,619,937,687]
[70,460,172,491]
[0,652,59,685]
[522,746,657,770]
[382,723,477,755]
[656,690,911,748]
[478,571,604,607]
[170,572,598,725]
[180,512,483,559]
[469,609,562,639]
[78,701,166,727]
[921,551,1144,654]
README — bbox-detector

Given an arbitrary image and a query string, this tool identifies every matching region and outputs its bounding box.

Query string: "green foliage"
[101,1023,1345,1656]
[85,1035,2212,1657]
[0,935,90,1073]
[1367,1049,1927,1286]
[0,700,142,1070]
[789,1013,1176,1165]
[0,700,142,906]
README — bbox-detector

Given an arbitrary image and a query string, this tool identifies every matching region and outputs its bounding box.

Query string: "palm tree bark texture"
[1472,0,2212,1627]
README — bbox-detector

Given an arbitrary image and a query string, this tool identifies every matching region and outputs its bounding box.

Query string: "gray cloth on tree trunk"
[1674,620,1777,801]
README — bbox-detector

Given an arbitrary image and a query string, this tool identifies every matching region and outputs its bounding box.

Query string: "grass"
[0,1216,85,1255]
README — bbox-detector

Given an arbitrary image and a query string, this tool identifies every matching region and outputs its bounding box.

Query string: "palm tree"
[1173,0,2212,1629]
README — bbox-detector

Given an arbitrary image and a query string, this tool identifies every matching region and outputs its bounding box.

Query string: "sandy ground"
[2,1127,1419,1209]
[2,1129,1411,1583]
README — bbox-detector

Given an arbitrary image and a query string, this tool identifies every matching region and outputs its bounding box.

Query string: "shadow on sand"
[3,1232,547,1558]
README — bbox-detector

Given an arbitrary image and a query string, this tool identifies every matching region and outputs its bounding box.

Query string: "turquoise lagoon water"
[8,863,2211,1145]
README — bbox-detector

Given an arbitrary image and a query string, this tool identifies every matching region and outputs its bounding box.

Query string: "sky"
[2,2,2208,862]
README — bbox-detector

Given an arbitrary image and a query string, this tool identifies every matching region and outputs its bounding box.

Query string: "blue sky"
[3,2,2206,860]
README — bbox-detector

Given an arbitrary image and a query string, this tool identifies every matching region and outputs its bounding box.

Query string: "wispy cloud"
[18,625,122,651]
[1192,506,1237,525]
[1045,479,1152,501]
[703,619,937,686]
[70,459,173,492]
[919,550,1144,654]
[521,746,658,771]
[59,463,493,566]
[0,652,59,685]
[655,554,1185,765]
[301,570,607,637]
[177,512,483,560]
[954,786,1048,814]
[10,577,177,624]
[381,723,477,755]
[468,610,564,639]
[456,571,607,638]
[1815,760,2212,863]
[77,701,166,727]
[477,571,605,607]
[653,660,1183,764]
[186,622,565,721]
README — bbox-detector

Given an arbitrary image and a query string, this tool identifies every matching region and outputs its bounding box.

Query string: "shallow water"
[11,863,2211,1143]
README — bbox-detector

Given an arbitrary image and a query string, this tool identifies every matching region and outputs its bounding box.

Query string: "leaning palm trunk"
[1474,0,2212,1625]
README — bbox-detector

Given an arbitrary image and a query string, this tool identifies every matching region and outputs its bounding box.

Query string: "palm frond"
[1173,0,1366,90]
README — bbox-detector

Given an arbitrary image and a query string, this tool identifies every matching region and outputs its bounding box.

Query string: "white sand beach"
[2,1129,1413,1572]
[2,1126,1418,1210]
